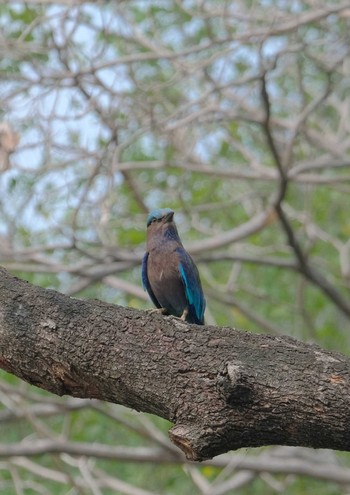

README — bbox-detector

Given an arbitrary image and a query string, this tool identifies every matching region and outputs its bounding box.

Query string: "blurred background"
[1,1,350,493]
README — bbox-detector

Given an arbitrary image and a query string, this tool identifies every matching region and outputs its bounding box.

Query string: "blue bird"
[142,208,205,325]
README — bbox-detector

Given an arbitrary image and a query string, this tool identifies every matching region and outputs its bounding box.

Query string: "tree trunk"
[0,266,349,461]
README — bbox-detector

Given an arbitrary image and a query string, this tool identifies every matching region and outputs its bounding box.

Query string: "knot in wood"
[217,362,253,407]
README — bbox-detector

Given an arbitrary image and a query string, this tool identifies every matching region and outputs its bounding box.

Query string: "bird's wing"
[177,247,206,324]
[142,252,162,308]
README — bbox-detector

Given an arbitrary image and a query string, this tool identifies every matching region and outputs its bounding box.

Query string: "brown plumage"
[142,208,205,324]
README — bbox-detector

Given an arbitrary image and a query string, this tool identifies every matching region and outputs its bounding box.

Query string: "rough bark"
[0,266,349,461]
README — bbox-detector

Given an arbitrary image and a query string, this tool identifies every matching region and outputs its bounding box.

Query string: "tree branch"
[0,266,350,461]
[260,69,350,319]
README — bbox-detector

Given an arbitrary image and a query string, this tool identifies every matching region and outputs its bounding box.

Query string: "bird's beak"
[164,211,174,223]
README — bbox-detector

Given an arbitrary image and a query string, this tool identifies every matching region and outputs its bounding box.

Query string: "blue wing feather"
[142,252,162,309]
[177,247,205,324]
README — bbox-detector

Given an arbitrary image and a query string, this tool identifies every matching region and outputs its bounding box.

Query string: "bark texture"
[0,266,349,461]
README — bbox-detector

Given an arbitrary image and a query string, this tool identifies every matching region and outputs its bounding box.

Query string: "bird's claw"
[147,307,169,316]
[180,308,189,321]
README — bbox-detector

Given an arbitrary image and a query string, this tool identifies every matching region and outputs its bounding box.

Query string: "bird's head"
[147,208,174,227]
[146,208,180,245]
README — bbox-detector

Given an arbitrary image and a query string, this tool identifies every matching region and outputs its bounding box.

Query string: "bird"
[142,208,206,325]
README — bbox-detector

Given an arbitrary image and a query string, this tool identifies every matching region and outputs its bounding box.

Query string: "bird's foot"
[180,308,189,321]
[147,307,169,316]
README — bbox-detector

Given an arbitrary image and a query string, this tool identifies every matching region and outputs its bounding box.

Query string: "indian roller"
[142,208,206,325]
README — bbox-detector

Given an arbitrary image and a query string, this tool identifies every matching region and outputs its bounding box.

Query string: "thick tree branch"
[0,266,349,461]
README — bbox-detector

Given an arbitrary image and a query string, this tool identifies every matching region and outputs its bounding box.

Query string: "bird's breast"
[147,250,179,284]
[147,249,187,317]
